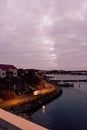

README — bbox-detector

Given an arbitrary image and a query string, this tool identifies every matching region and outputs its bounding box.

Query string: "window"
[2,73,5,75]
[14,73,17,75]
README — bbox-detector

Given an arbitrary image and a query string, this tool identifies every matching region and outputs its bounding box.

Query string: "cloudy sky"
[0,0,87,70]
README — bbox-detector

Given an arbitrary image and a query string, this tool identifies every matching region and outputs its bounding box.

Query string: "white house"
[0,64,17,78]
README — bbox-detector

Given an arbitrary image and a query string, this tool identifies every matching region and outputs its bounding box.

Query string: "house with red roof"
[0,64,17,78]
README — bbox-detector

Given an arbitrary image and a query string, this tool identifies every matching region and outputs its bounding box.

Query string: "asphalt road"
[0,83,56,109]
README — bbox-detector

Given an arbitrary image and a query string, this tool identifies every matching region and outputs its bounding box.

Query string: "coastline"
[0,82,62,117]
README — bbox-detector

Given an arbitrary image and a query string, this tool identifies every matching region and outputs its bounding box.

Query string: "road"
[0,83,57,109]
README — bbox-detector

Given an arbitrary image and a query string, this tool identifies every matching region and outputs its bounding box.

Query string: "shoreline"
[0,82,62,117]
[7,87,62,119]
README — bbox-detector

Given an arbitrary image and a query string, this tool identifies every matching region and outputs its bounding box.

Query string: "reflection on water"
[30,75,87,130]
[42,106,46,113]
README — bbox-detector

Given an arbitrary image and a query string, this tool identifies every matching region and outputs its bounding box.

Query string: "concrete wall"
[0,109,47,130]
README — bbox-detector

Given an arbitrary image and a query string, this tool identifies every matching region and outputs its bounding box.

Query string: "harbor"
[30,75,87,130]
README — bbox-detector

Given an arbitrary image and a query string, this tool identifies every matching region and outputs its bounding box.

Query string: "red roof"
[0,64,17,70]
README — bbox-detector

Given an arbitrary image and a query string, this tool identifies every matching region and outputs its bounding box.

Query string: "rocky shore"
[5,87,62,118]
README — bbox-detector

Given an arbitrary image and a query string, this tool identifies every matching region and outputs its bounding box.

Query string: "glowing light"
[42,105,46,113]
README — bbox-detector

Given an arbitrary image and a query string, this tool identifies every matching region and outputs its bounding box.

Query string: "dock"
[50,79,87,83]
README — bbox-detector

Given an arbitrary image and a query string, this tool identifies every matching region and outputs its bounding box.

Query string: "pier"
[50,79,87,83]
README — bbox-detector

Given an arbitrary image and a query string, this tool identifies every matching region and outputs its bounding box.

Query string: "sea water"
[30,75,87,130]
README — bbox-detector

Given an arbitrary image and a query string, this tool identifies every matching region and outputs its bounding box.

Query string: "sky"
[0,0,87,70]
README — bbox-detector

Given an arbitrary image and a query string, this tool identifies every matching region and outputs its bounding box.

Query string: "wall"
[0,69,6,78]
[13,69,17,77]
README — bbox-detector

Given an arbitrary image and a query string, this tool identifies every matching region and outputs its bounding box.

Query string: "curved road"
[0,83,57,109]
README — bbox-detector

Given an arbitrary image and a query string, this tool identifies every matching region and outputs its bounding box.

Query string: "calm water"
[46,74,87,81]
[30,75,87,130]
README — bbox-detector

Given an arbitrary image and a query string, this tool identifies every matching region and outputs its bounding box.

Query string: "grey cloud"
[0,0,87,70]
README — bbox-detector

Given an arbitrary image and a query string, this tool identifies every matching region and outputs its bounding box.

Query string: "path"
[0,82,57,109]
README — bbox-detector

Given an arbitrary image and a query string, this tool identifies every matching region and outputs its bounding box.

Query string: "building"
[0,64,17,78]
